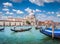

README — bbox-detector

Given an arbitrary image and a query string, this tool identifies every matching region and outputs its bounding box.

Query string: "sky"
[0,0,60,22]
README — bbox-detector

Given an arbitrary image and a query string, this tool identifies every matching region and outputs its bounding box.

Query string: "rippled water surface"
[0,26,60,44]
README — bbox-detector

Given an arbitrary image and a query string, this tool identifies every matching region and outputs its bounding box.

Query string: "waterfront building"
[0,13,36,26]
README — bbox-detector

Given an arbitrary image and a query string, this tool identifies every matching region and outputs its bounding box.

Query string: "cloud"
[29,12,34,16]
[5,11,10,14]
[29,0,44,6]
[16,10,24,14]
[12,9,24,14]
[1,16,13,20]
[29,0,60,6]
[25,7,42,13]
[57,14,60,17]
[0,12,4,16]
[25,7,33,13]
[37,14,47,21]
[36,9,41,12]
[10,0,23,3]
[10,13,14,15]
[7,16,13,18]
[56,0,60,2]
[47,11,55,14]
[47,12,51,14]
[44,0,54,3]
[0,12,2,15]
[36,14,60,22]
[12,9,17,12]
[47,16,60,22]
[5,11,14,15]
[3,2,12,7]
[56,12,60,17]
[2,8,9,11]
[51,11,54,14]
[1,16,8,20]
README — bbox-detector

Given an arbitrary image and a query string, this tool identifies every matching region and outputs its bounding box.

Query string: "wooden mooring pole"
[52,23,54,39]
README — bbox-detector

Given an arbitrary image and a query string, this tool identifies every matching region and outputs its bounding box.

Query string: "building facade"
[0,13,37,26]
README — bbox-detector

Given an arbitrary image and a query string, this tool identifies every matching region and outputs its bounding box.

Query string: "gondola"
[40,28,60,38]
[35,26,42,30]
[0,28,4,31]
[35,27,40,29]
[11,28,32,32]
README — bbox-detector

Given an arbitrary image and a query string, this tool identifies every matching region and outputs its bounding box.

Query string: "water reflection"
[0,26,60,44]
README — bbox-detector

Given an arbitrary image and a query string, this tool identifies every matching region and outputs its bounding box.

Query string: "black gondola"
[35,26,42,30]
[0,28,4,31]
[11,28,32,32]
[35,27,40,29]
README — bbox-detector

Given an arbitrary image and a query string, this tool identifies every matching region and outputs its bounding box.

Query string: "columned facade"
[0,13,37,26]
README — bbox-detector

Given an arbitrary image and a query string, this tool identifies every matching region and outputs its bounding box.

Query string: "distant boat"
[11,27,32,32]
[35,27,40,29]
[35,26,42,30]
[0,28,4,31]
[40,28,60,38]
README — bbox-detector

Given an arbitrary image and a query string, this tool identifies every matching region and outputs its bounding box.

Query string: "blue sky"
[0,0,60,22]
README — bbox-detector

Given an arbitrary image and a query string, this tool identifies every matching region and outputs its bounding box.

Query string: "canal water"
[0,26,60,44]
